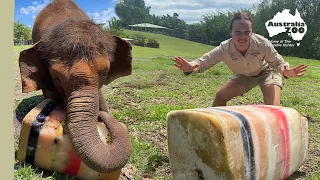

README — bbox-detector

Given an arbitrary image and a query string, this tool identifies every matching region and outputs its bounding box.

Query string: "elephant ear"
[104,36,132,85]
[19,42,54,93]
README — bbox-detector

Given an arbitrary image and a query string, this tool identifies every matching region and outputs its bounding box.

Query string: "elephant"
[18,0,132,173]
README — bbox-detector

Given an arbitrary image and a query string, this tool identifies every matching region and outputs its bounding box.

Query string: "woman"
[174,12,307,106]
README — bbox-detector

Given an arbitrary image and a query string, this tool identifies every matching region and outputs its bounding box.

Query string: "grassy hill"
[123,30,214,59]
[14,31,214,60]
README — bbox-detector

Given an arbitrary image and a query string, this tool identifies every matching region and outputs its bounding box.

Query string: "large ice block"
[166,105,308,180]
[17,99,122,180]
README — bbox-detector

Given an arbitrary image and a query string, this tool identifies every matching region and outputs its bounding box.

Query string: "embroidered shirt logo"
[251,52,260,57]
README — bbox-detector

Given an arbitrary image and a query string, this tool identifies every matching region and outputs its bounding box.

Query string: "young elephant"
[18,0,132,173]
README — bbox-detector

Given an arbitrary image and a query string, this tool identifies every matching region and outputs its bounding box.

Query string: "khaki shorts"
[230,69,283,92]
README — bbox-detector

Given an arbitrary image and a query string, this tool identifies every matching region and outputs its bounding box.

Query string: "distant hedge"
[118,31,160,48]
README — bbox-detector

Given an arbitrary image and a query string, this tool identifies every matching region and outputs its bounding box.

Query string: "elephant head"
[18,3,133,172]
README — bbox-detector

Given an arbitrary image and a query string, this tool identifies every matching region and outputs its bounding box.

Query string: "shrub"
[120,31,160,48]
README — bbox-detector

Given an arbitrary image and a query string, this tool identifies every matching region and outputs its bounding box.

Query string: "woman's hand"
[283,64,307,78]
[174,56,200,73]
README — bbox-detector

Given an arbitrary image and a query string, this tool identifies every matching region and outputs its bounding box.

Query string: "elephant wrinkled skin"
[18,0,133,173]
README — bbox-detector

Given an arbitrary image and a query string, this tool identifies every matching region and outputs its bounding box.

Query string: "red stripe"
[64,148,82,176]
[254,106,290,178]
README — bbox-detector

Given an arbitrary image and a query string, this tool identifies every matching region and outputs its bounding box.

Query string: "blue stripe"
[211,108,255,180]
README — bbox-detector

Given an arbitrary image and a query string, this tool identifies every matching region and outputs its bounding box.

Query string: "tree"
[106,17,123,35]
[187,8,253,45]
[154,13,187,39]
[14,21,31,42]
[115,0,152,26]
[201,11,231,45]
[185,23,206,43]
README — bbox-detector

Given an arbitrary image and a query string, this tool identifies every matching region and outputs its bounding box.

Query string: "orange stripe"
[34,125,56,169]
[254,106,290,179]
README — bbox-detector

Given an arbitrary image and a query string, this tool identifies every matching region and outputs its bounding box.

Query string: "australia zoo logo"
[265,9,307,47]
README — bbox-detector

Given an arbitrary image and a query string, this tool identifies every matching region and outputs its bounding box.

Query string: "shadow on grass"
[285,171,307,180]
[15,95,44,123]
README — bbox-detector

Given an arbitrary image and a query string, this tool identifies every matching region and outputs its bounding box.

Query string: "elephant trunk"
[67,90,132,172]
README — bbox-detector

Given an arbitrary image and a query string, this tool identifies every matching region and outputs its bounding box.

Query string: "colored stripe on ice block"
[254,106,290,179]
[213,108,255,180]
[65,148,82,176]
[25,101,57,164]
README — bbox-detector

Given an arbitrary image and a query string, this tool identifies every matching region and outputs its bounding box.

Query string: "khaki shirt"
[191,33,289,76]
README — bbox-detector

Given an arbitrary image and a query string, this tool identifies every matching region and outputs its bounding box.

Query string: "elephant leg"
[99,90,110,113]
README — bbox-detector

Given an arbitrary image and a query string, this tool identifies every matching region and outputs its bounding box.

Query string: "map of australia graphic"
[265,9,307,46]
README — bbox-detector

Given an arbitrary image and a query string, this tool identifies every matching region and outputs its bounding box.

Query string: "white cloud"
[19,0,52,17]
[144,0,260,23]
[18,0,116,27]
[90,12,101,19]
[20,6,35,15]
[88,8,116,25]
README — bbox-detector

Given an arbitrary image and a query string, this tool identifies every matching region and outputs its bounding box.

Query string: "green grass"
[107,56,320,179]
[14,45,31,64]
[14,31,320,180]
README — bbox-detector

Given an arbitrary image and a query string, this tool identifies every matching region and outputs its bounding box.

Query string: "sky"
[14,0,260,27]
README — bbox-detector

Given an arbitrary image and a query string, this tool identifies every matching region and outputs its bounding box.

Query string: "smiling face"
[230,20,253,54]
